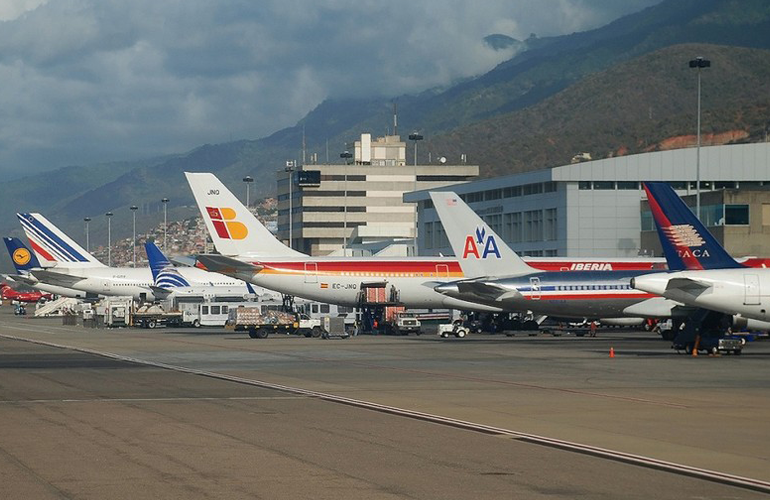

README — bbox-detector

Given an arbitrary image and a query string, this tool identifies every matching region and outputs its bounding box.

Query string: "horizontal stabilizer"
[457,280,519,302]
[30,269,84,287]
[666,277,712,292]
[196,254,263,278]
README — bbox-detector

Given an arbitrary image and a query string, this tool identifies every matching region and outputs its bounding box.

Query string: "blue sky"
[0,0,660,175]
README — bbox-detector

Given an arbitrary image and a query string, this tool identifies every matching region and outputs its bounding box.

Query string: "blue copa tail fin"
[642,182,741,270]
[144,242,191,288]
[4,237,42,272]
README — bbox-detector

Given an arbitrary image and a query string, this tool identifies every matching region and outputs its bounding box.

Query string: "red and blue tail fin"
[642,182,742,270]
[3,237,42,272]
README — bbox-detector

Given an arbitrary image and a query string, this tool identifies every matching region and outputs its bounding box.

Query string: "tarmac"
[1,307,769,499]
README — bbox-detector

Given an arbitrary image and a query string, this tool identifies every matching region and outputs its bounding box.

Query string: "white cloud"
[0,0,660,175]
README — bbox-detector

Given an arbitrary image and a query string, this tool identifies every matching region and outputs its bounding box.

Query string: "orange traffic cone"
[609,347,615,358]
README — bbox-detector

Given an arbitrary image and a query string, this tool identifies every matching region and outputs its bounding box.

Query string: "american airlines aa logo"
[13,248,31,266]
[206,207,248,240]
[462,226,501,259]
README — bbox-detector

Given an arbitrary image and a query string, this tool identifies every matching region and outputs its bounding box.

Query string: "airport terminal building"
[276,133,478,255]
[406,142,770,258]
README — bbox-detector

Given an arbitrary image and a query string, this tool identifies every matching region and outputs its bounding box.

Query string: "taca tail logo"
[462,226,501,259]
[206,207,248,240]
[663,224,710,258]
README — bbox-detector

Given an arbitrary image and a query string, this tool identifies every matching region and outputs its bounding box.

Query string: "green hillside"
[427,43,770,176]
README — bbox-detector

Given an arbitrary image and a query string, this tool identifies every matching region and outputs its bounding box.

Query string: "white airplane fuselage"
[229,257,505,311]
[35,266,250,302]
[632,269,770,322]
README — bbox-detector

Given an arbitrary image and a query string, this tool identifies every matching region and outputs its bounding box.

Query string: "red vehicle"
[1,283,52,303]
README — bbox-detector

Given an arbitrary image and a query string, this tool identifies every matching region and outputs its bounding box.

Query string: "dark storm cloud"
[0,0,660,175]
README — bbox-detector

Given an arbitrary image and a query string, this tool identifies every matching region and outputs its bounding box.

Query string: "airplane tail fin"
[17,213,105,268]
[3,237,43,272]
[144,242,191,288]
[642,182,742,270]
[429,191,536,278]
[184,172,305,258]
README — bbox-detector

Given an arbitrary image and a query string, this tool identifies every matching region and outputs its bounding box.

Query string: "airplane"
[1,282,52,303]
[144,241,261,300]
[184,172,673,312]
[16,212,260,302]
[631,182,770,324]
[427,190,687,322]
[3,236,91,299]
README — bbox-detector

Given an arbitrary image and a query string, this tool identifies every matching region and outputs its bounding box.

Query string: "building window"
[435,222,449,248]
[543,181,557,193]
[425,222,434,249]
[593,181,615,190]
[524,210,543,242]
[641,210,654,231]
[578,181,592,190]
[617,181,639,190]
[544,208,557,241]
[504,186,522,198]
[725,205,749,225]
[544,249,558,257]
[484,214,502,235]
[485,189,502,201]
[504,212,522,243]
[522,183,543,196]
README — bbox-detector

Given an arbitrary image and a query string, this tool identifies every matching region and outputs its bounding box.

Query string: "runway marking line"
[1,332,769,495]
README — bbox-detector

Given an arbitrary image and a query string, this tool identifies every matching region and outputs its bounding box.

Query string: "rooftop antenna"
[302,124,306,166]
[393,102,398,136]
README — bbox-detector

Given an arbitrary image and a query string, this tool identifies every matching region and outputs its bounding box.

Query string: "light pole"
[243,175,254,208]
[130,205,138,267]
[689,56,710,220]
[83,217,91,252]
[285,161,295,249]
[105,212,113,266]
[161,198,169,251]
[340,151,353,253]
[408,132,424,254]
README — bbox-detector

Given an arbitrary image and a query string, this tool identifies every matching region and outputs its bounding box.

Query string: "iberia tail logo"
[206,207,248,240]
[13,248,31,266]
[462,226,501,259]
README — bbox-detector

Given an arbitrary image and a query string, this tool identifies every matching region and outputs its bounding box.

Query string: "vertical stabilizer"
[3,237,43,272]
[17,213,105,268]
[643,182,741,270]
[144,242,190,288]
[185,172,306,258]
[429,191,535,278]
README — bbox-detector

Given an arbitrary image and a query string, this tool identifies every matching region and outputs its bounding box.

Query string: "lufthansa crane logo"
[13,248,31,266]
[462,226,501,259]
[205,206,248,240]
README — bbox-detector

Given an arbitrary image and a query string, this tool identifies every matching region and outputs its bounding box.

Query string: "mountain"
[2,0,770,271]
[426,42,770,176]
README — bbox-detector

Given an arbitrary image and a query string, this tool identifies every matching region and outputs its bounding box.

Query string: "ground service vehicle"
[438,322,468,338]
[227,307,323,338]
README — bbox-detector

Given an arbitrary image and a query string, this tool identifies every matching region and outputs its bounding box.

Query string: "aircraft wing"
[30,269,85,287]
[665,277,712,292]
[196,254,264,279]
